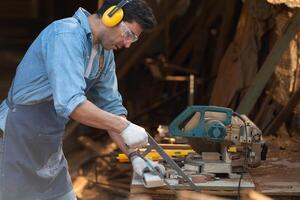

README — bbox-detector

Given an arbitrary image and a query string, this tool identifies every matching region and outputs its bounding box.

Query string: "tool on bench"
[117,149,194,162]
[169,105,267,174]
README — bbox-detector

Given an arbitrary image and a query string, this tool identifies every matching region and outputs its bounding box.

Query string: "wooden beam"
[264,87,300,135]
[236,10,300,115]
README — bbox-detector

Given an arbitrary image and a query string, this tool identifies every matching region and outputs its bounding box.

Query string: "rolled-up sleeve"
[89,52,127,116]
[43,31,87,118]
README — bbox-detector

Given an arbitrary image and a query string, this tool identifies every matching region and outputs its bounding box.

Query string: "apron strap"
[6,78,16,111]
[5,99,14,111]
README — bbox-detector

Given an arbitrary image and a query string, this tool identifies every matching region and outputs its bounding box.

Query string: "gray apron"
[0,74,100,200]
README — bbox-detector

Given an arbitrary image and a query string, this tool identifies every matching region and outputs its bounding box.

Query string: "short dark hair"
[96,0,157,30]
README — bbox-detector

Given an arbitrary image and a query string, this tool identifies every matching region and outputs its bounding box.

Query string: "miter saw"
[168,105,267,177]
[138,105,266,191]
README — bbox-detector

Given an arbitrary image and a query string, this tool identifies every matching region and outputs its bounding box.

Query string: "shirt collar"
[73,7,92,35]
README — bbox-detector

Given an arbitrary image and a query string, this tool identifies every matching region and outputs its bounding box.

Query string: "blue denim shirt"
[0,7,127,131]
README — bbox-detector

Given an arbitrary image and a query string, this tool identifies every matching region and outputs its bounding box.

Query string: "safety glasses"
[119,21,138,43]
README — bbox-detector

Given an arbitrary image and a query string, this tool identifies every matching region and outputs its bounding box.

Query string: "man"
[0,0,163,199]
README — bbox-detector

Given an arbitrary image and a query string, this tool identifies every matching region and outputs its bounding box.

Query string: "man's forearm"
[108,115,135,157]
[107,130,134,156]
[70,100,128,133]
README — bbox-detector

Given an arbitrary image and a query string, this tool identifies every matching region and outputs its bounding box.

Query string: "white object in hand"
[131,157,166,177]
[121,122,148,148]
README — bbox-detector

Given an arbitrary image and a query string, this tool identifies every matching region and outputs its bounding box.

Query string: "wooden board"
[131,173,254,200]
[131,173,255,190]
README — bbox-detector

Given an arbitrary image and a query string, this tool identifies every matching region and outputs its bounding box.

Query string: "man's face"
[101,21,143,50]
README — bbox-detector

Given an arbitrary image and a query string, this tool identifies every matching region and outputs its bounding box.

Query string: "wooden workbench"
[131,174,254,199]
[130,139,300,199]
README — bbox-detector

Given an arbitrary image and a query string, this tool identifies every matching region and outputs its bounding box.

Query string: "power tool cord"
[233,112,249,200]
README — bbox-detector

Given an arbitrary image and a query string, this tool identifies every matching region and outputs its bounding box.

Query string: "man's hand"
[131,156,165,177]
[121,122,148,148]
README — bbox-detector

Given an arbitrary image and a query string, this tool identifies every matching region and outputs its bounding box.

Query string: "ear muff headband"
[102,0,132,27]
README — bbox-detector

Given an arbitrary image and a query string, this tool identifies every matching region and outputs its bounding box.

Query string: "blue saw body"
[169,106,233,141]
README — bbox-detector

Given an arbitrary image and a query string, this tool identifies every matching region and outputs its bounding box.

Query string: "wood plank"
[236,10,300,115]
[131,173,255,191]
